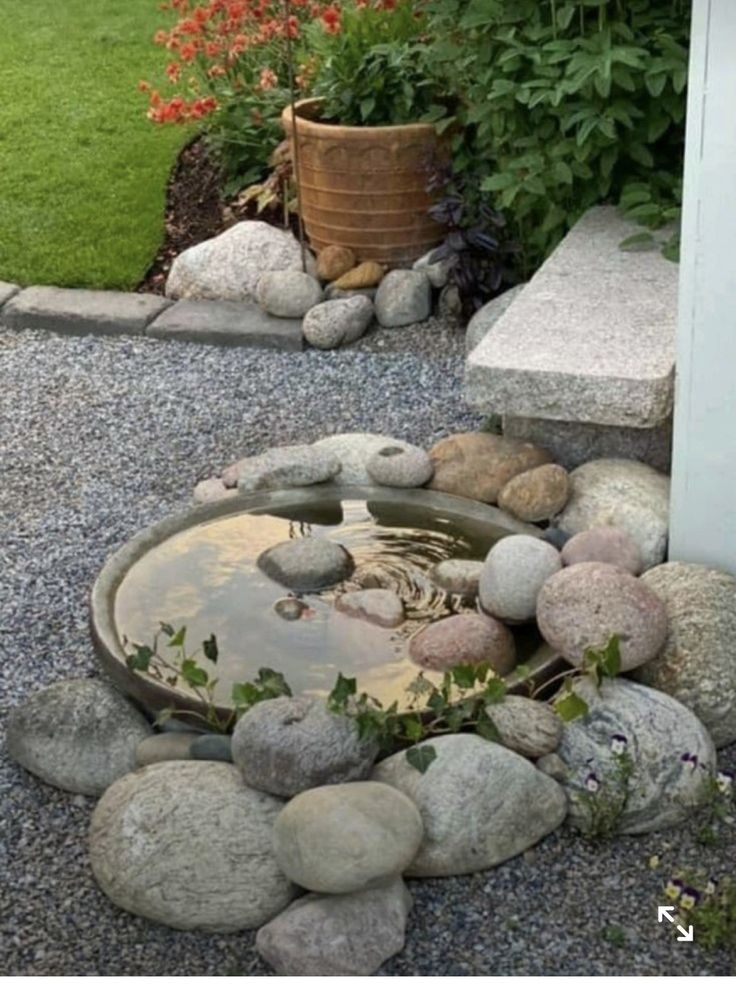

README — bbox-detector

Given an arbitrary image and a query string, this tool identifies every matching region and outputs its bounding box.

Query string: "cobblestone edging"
[0,283,304,351]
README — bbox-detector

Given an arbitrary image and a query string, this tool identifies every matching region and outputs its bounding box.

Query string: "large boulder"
[256,879,412,976]
[428,432,551,504]
[89,762,295,931]
[634,562,736,747]
[257,537,354,591]
[237,444,341,493]
[165,221,316,301]
[272,782,423,894]
[538,678,716,834]
[6,678,150,796]
[555,458,670,570]
[536,562,668,671]
[479,535,562,623]
[312,433,416,485]
[408,613,515,674]
[231,696,378,798]
[371,734,567,877]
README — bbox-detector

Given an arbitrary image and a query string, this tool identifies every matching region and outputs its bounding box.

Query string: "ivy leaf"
[554,686,589,722]
[202,634,219,663]
[232,681,261,708]
[475,714,501,742]
[126,644,153,672]
[328,673,357,711]
[159,622,175,637]
[483,677,507,705]
[168,626,186,649]
[181,659,208,688]
[452,664,480,690]
[406,745,437,774]
[401,714,424,743]
[256,667,292,699]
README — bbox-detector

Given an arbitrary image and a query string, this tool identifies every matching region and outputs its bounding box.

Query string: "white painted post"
[669,0,736,573]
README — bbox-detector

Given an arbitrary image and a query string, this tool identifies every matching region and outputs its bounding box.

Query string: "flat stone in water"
[335,588,405,628]
[430,559,483,599]
[257,537,354,591]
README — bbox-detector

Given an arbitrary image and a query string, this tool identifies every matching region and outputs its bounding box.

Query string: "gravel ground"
[1,322,735,976]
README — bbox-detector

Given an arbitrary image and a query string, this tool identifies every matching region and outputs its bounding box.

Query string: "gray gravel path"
[1,323,734,976]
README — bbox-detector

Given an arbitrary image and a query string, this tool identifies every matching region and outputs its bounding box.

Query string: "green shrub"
[426,0,690,272]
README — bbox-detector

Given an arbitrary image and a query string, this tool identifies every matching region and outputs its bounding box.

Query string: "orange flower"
[321,5,340,33]
[258,66,278,90]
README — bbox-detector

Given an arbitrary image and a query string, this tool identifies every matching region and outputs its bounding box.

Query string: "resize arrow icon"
[658,907,694,942]
[658,906,676,923]
[676,924,694,943]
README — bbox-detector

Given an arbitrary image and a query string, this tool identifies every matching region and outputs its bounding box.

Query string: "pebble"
[428,432,551,504]
[316,245,356,282]
[497,463,571,522]
[257,537,354,591]
[430,559,483,599]
[375,270,432,328]
[302,296,373,350]
[408,613,516,673]
[256,270,323,319]
[335,588,405,628]
[190,734,233,762]
[135,732,194,767]
[365,443,433,488]
[479,535,562,623]
[561,526,643,575]
[193,477,238,503]
[237,444,341,492]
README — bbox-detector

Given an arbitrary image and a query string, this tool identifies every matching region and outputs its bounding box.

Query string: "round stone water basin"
[91,486,559,721]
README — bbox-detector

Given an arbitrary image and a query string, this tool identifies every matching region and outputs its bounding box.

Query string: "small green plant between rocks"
[125,624,623,773]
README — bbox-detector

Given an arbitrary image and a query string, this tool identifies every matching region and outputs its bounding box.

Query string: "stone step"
[464,207,678,429]
[147,299,304,350]
[1,286,169,337]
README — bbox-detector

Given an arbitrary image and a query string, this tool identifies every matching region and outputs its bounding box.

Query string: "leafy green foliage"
[305,1,440,126]
[573,746,636,839]
[425,0,689,271]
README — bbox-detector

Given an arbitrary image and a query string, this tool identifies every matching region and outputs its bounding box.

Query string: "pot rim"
[282,97,440,139]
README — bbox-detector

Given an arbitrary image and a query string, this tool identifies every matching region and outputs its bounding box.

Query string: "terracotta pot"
[282,98,447,267]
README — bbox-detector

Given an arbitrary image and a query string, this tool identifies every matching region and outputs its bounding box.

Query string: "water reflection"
[114,498,503,711]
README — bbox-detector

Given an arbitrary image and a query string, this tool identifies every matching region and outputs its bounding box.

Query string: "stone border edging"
[0,283,304,351]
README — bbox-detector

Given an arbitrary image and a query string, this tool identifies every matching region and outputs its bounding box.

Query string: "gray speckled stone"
[231,696,377,797]
[366,443,433,488]
[312,433,415,485]
[165,220,316,302]
[6,678,151,795]
[484,696,562,759]
[0,280,20,309]
[479,535,562,623]
[537,562,668,671]
[256,879,412,976]
[302,296,373,350]
[2,287,169,338]
[135,732,194,767]
[555,457,670,570]
[413,250,452,289]
[89,762,295,931]
[634,562,736,748]
[272,782,424,894]
[372,734,567,877]
[256,270,322,319]
[430,559,483,599]
[148,299,304,350]
[257,537,354,590]
[539,677,716,834]
[237,444,341,492]
[335,588,405,628]
[375,270,431,328]
[465,207,677,427]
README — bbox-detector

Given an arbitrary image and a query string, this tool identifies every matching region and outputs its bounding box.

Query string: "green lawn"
[0,0,189,289]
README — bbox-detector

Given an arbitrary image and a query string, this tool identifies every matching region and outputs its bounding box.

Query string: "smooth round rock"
[374,270,431,328]
[556,458,670,570]
[237,444,341,493]
[273,597,309,621]
[89,762,295,931]
[316,244,356,282]
[497,463,571,522]
[536,562,668,671]
[366,443,433,488]
[256,879,412,976]
[232,696,378,798]
[538,677,716,834]
[190,733,233,762]
[408,613,516,674]
[371,735,567,877]
[6,678,151,796]
[428,432,552,504]
[272,782,424,894]
[302,296,374,350]
[634,562,736,747]
[430,559,483,599]
[335,589,405,628]
[561,526,643,575]
[257,538,354,591]
[312,433,417,485]
[193,477,238,504]
[135,732,193,767]
[479,535,562,623]
[256,269,323,318]
[485,696,563,759]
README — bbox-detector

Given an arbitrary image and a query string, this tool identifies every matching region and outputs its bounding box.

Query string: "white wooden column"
[669,0,736,573]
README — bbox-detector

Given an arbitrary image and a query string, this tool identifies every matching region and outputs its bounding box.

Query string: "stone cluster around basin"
[6,425,736,975]
[165,221,456,350]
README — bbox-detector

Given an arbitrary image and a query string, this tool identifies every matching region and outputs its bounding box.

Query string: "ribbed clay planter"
[282,98,447,267]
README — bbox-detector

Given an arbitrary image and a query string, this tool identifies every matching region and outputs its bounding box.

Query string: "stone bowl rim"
[89,483,559,722]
